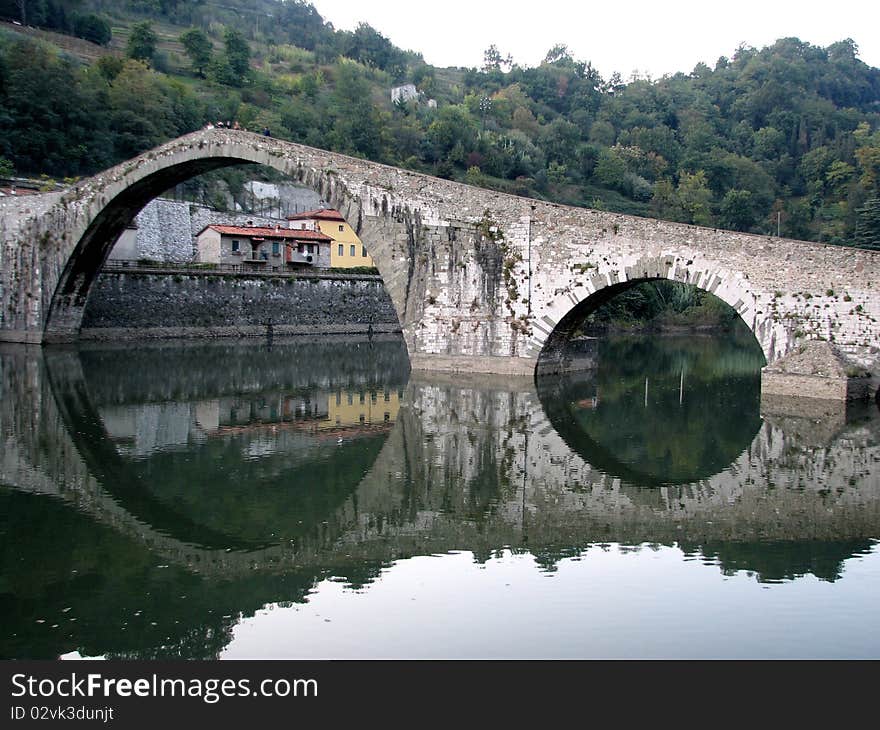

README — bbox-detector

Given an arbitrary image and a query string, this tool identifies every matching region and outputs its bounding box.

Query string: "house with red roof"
[195,223,333,269]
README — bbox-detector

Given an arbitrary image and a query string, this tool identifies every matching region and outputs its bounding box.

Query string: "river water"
[1,334,878,659]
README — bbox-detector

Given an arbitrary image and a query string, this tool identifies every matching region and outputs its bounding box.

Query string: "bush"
[72,14,112,46]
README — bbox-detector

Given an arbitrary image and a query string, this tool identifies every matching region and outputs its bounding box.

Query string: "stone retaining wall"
[81,271,400,338]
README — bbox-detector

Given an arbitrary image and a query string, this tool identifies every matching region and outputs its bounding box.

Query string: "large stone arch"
[5,130,415,345]
[532,253,783,373]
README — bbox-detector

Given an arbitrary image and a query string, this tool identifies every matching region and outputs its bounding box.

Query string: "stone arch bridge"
[1,129,878,398]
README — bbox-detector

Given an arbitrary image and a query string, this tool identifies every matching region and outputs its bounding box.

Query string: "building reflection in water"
[100,387,405,459]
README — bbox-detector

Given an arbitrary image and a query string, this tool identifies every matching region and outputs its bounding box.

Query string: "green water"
[539,333,765,484]
[1,334,878,659]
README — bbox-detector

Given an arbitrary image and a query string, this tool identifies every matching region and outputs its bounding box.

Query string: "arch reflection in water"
[1,335,879,659]
[537,334,766,485]
[65,336,411,548]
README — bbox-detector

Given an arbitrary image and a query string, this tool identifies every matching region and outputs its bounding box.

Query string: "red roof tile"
[200,225,332,242]
[287,208,346,222]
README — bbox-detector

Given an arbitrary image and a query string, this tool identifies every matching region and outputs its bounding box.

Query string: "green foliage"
[677,171,713,226]
[179,28,212,78]
[581,281,741,333]
[342,266,380,275]
[720,189,757,231]
[2,3,880,250]
[223,27,250,84]
[465,165,483,186]
[126,21,157,64]
[72,13,112,46]
[340,23,406,80]
[326,61,382,157]
[854,198,880,249]
[95,55,125,82]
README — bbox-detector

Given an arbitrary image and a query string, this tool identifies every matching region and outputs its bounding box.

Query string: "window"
[231,239,240,253]
[362,246,368,257]
[338,244,344,257]
[307,244,314,254]
[272,242,280,255]
[350,245,356,257]
[339,224,344,232]
[301,224,307,230]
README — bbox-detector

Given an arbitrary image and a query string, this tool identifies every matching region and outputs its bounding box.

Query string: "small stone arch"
[36,130,410,342]
[533,253,787,374]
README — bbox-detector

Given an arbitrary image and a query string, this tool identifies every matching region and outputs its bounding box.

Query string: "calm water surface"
[1,334,878,659]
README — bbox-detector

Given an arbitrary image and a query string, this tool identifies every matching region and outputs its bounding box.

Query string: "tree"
[482,44,512,73]
[677,171,714,226]
[720,189,756,231]
[72,14,112,46]
[328,61,382,158]
[180,28,212,78]
[543,44,574,66]
[855,144,880,194]
[14,0,26,25]
[96,55,125,83]
[126,22,157,64]
[593,147,628,190]
[854,198,880,249]
[650,179,681,221]
[426,105,478,163]
[224,27,251,84]
[344,23,406,77]
[0,38,113,176]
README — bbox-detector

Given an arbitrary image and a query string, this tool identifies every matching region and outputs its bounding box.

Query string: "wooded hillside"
[1,0,878,247]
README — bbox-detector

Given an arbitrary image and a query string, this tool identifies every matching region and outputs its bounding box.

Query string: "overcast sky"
[311,0,880,79]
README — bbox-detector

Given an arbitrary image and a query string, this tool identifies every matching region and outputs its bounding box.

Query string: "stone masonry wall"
[81,271,400,338]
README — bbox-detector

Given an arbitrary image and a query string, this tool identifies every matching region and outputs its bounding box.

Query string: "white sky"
[311,0,880,79]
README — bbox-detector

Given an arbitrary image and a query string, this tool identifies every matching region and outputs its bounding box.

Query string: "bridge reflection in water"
[1,336,879,659]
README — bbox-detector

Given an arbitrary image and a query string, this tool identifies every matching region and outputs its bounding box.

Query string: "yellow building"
[287,208,374,269]
[321,388,403,430]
